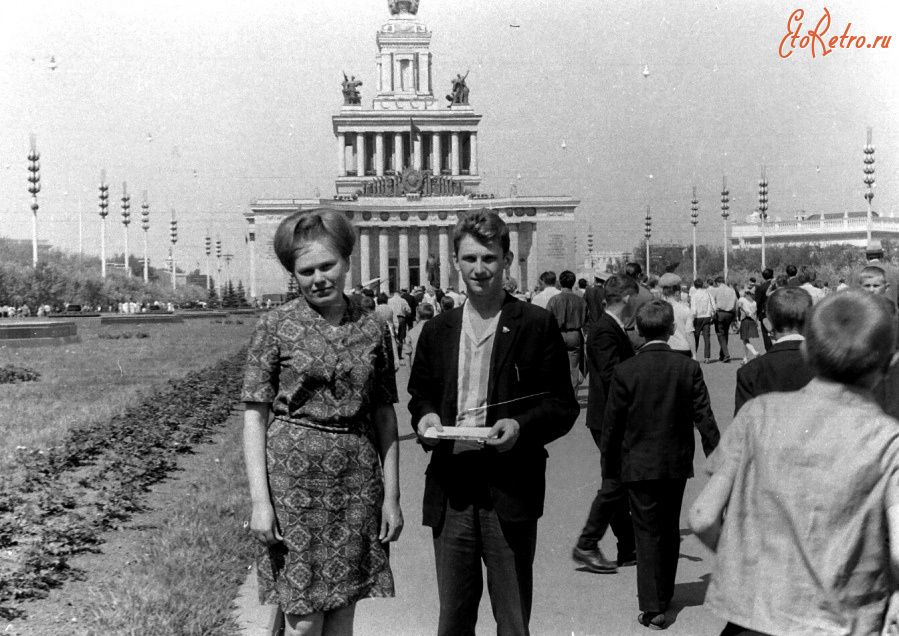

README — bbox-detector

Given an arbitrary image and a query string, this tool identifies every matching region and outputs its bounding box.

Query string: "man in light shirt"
[797,268,825,305]
[691,279,717,364]
[531,271,561,309]
[709,276,737,363]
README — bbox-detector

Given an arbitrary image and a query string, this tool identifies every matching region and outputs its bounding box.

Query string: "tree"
[235,280,250,308]
[207,277,219,308]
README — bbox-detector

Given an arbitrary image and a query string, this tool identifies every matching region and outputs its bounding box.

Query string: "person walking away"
[691,279,717,363]
[733,287,814,415]
[709,276,737,362]
[754,268,774,351]
[583,275,607,337]
[409,210,578,636]
[242,208,402,636]
[690,290,899,636]
[573,275,639,575]
[603,300,720,629]
[531,271,561,309]
[660,273,696,358]
[736,289,759,364]
[619,263,655,348]
[405,302,434,363]
[387,289,411,362]
[546,270,588,390]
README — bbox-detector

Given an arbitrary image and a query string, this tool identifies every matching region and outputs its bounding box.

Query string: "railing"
[731,216,898,238]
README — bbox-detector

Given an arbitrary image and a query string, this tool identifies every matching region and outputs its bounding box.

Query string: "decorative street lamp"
[121,182,131,276]
[27,135,41,268]
[216,236,223,288]
[141,191,150,283]
[721,176,730,281]
[205,233,212,292]
[690,187,699,282]
[864,127,876,243]
[644,205,652,275]
[758,168,769,269]
[98,171,109,278]
[170,209,178,289]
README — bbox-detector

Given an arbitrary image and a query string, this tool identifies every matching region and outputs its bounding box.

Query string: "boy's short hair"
[636,299,674,341]
[273,208,356,272]
[417,303,435,321]
[440,296,456,312]
[559,271,576,289]
[714,275,725,284]
[786,265,798,277]
[804,290,896,385]
[762,268,774,280]
[860,265,887,280]
[540,271,557,287]
[694,279,704,289]
[604,275,639,305]
[578,278,588,289]
[766,287,812,333]
[452,209,510,255]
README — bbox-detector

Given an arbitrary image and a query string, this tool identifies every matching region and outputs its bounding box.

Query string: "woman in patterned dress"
[242,208,403,636]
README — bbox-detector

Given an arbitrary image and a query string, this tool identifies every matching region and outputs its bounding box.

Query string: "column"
[337,132,346,176]
[398,227,410,291]
[432,133,442,174]
[451,132,460,176]
[248,232,257,300]
[375,133,385,177]
[524,223,536,294]
[413,132,422,170]
[421,52,431,95]
[418,228,429,287]
[394,132,404,172]
[470,132,478,175]
[509,223,520,283]
[377,57,383,92]
[379,227,390,292]
[360,227,371,283]
[357,133,366,177]
[438,226,450,290]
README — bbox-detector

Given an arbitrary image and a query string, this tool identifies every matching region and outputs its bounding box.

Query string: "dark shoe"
[638,611,667,630]
[572,546,617,573]
[722,357,732,363]
[617,550,637,567]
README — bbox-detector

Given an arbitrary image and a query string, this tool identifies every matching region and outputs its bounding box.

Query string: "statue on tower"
[341,72,363,105]
[447,70,469,107]
[388,0,420,15]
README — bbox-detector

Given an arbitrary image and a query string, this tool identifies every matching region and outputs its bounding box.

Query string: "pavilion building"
[244,0,578,298]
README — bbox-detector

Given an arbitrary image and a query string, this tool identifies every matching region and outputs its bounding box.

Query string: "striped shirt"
[455,302,501,452]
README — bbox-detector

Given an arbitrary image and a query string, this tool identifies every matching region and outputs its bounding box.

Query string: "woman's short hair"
[453,210,510,255]
[804,290,896,385]
[273,208,356,272]
[440,296,456,312]
[636,299,674,341]
[417,303,435,321]
[604,275,639,305]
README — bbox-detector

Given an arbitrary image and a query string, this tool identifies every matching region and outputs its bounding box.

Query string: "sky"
[1,0,897,282]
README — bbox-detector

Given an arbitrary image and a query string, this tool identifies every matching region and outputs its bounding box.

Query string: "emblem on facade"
[388,0,419,15]
[401,169,424,193]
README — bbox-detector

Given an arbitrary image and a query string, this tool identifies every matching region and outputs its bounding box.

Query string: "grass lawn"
[0,317,256,468]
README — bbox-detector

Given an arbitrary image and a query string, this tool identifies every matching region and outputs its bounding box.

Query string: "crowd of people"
[240,205,899,636]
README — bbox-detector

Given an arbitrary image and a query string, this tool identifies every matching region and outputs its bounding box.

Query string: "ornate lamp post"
[205,234,212,292]
[644,205,652,275]
[690,187,699,282]
[27,135,41,267]
[864,127,876,243]
[215,237,222,290]
[721,176,730,281]
[98,171,109,278]
[121,182,131,276]
[141,192,150,283]
[169,210,178,289]
[758,168,768,269]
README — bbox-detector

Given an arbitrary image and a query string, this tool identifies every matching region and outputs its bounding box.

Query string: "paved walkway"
[351,351,743,636]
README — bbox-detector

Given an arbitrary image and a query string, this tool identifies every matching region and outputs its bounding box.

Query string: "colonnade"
[349,222,531,293]
[337,130,477,178]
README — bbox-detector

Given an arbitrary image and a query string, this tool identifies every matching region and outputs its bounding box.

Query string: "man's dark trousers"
[715,311,734,360]
[434,504,537,636]
[576,430,635,557]
[627,478,687,613]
